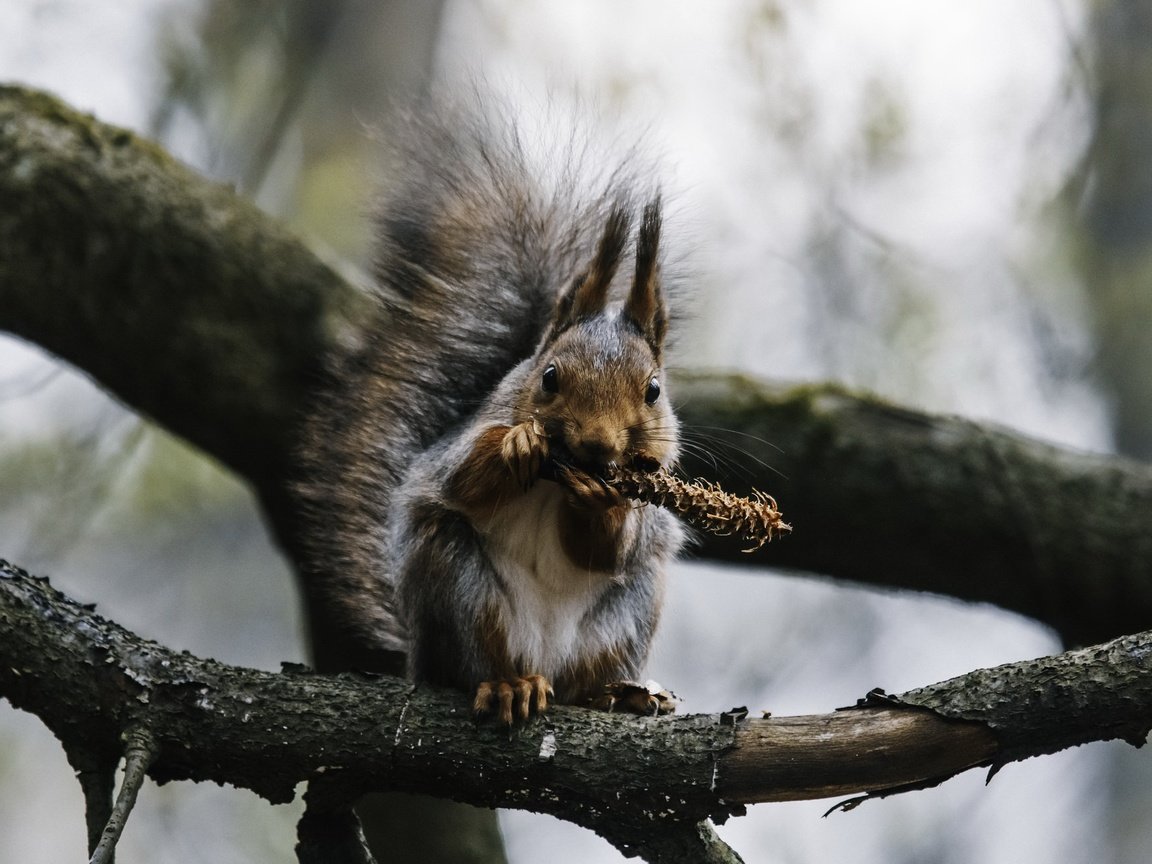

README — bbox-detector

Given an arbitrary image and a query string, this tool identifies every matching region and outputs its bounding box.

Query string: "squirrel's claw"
[589,680,678,716]
[501,421,549,490]
[473,675,553,725]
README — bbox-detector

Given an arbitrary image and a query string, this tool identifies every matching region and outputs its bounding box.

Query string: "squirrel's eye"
[644,376,661,405]
[541,364,559,394]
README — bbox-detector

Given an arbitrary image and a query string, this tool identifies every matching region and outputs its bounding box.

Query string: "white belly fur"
[477,481,629,678]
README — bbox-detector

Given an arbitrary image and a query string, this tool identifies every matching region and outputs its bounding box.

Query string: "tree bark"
[4,559,1151,863]
[2,84,1151,649]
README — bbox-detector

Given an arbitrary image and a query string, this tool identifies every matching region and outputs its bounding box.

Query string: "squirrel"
[292,93,686,723]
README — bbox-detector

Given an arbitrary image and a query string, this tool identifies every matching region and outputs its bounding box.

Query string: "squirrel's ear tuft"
[549,205,630,339]
[625,198,668,362]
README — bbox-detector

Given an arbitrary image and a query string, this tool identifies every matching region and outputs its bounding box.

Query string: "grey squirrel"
[293,93,685,722]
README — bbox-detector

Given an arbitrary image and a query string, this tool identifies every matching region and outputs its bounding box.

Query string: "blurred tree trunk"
[1066,5,1152,858]
[152,0,449,263]
[1070,1,1152,460]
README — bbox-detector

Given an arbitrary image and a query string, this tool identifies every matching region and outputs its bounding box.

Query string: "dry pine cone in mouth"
[603,455,791,552]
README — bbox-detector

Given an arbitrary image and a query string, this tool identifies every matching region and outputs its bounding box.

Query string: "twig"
[89,726,158,864]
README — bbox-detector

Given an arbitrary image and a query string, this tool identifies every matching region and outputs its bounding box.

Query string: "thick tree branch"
[0,560,740,861]
[673,374,1152,647]
[2,84,1149,649]
[0,83,370,532]
[3,559,1151,862]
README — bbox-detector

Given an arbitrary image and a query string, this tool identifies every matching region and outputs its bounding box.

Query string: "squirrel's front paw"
[557,464,625,510]
[473,675,554,725]
[501,420,549,490]
[589,680,679,716]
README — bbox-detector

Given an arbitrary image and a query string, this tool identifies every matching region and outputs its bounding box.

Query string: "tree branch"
[2,84,1149,649]
[3,559,1150,863]
[0,81,503,863]
[89,726,157,864]
[0,83,370,533]
[673,374,1152,647]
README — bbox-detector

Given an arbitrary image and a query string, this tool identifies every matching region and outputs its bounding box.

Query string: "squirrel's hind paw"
[473,675,554,725]
[589,680,679,716]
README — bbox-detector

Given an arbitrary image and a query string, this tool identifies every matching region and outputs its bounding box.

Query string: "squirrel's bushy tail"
[367,91,655,482]
[293,90,659,668]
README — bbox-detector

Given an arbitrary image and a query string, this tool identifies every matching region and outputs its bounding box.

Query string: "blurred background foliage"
[1,1,1151,862]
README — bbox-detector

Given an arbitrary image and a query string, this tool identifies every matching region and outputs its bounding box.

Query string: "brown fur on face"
[522,195,677,474]
[446,200,676,575]
[526,320,676,470]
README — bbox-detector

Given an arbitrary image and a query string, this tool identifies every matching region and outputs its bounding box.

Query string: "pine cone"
[605,458,791,552]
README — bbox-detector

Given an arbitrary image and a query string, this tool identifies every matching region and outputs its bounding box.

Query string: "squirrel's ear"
[625,198,668,362]
[549,205,630,339]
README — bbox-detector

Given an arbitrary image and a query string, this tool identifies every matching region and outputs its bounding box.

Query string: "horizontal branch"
[0,560,738,858]
[3,559,1150,853]
[718,707,995,805]
[2,85,1149,648]
[673,374,1152,647]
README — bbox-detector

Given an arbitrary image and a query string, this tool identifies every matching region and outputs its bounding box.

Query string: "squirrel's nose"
[572,436,620,467]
